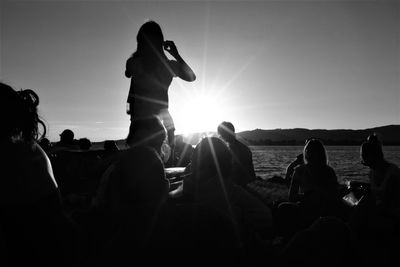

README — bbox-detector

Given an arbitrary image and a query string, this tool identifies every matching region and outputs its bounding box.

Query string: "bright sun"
[172,92,225,134]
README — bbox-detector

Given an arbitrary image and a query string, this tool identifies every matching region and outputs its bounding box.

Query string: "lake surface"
[251,146,400,184]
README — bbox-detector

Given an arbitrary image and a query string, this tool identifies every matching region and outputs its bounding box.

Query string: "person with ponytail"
[0,83,76,266]
[125,20,196,167]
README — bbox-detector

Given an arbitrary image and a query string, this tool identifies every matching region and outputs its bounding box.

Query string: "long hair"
[303,139,337,187]
[304,139,328,166]
[129,20,168,72]
[1,83,46,143]
[360,133,384,166]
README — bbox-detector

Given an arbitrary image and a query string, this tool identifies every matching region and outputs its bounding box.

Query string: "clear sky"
[1,0,399,142]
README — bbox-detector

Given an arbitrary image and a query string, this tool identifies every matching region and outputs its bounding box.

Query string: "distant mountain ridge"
[91,125,400,149]
[237,125,400,146]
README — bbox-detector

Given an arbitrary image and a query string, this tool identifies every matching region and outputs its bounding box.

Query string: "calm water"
[251,146,400,184]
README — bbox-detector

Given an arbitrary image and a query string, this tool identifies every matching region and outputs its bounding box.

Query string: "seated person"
[93,116,169,215]
[50,129,79,153]
[1,83,76,266]
[217,121,257,187]
[348,134,400,264]
[360,134,400,222]
[276,139,342,241]
[289,139,340,217]
[173,137,274,247]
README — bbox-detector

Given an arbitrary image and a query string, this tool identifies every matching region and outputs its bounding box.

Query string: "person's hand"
[163,40,179,58]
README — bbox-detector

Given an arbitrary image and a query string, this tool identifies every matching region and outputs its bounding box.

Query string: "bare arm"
[164,40,196,82]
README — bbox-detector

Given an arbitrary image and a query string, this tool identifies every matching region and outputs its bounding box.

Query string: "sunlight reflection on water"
[251,146,400,184]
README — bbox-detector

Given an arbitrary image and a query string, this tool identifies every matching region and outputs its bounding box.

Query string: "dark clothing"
[229,139,257,187]
[125,56,178,117]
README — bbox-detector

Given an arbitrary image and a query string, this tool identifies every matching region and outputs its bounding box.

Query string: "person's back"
[126,56,176,116]
[285,139,342,232]
[217,121,257,187]
[355,134,400,244]
[182,137,273,250]
[279,216,356,267]
[0,84,77,267]
[230,138,257,186]
[371,163,400,219]
[292,164,338,198]
[2,141,60,208]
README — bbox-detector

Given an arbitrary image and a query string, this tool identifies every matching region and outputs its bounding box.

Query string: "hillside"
[90,125,400,148]
[237,125,400,146]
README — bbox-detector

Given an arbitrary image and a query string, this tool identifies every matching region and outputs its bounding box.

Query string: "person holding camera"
[124,20,196,167]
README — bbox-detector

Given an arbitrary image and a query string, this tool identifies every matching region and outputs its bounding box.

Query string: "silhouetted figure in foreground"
[347,134,400,265]
[0,83,77,267]
[125,20,196,167]
[171,137,274,263]
[217,121,257,187]
[80,115,174,265]
[279,216,356,267]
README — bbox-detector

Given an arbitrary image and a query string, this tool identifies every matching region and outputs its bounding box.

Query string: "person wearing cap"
[51,129,79,152]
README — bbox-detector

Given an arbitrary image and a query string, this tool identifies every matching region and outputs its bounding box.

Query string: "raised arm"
[164,40,196,82]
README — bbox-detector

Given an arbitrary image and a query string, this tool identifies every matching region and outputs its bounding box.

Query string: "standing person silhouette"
[125,20,196,167]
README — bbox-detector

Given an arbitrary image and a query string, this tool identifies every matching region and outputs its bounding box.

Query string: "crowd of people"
[2,20,400,267]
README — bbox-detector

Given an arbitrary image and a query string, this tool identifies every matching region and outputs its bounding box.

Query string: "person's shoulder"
[32,142,49,160]
[292,164,307,180]
[235,139,251,152]
[387,162,400,178]
[326,165,337,175]
[294,164,307,172]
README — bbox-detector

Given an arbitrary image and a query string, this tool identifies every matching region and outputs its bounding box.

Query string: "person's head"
[360,133,384,168]
[0,82,46,143]
[60,129,74,145]
[217,121,236,144]
[191,137,233,184]
[79,137,92,150]
[136,20,166,59]
[104,140,119,152]
[303,138,328,166]
[126,116,167,154]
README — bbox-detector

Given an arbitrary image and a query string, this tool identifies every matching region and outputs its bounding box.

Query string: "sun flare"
[172,92,225,134]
